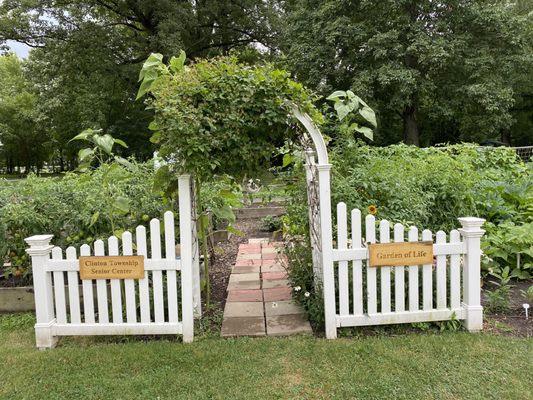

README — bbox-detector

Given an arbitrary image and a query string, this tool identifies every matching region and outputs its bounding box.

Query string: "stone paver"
[232,265,261,274]
[222,316,265,337]
[226,280,261,291]
[229,272,260,282]
[226,289,263,302]
[262,271,288,280]
[224,302,264,318]
[266,314,312,336]
[222,238,311,338]
[265,301,305,317]
[263,287,292,302]
[262,279,290,289]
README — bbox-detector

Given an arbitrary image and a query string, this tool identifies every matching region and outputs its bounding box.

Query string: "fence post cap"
[458,217,486,237]
[25,235,54,255]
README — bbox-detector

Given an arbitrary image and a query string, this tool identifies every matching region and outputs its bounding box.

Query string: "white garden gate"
[26,175,201,349]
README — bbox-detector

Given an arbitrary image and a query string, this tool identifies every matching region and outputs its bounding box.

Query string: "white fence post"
[178,174,195,343]
[25,235,57,349]
[317,163,336,339]
[458,217,485,332]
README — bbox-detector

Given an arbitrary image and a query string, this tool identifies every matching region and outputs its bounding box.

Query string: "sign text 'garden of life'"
[368,241,433,267]
[79,256,145,280]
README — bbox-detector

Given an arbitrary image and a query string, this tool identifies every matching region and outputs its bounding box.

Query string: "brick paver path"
[221,239,312,337]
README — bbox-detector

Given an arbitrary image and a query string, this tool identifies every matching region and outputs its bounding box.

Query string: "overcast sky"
[7,40,30,58]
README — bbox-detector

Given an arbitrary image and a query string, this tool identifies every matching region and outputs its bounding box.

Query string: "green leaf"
[353,125,374,141]
[114,156,133,168]
[212,204,235,223]
[169,50,186,73]
[326,90,346,101]
[78,148,94,162]
[89,211,100,228]
[113,138,128,148]
[136,78,155,100]
[359,106,377,128]
[93,134,114,155]
[138,53,164,81]
[227,225,245,237]
[70,128,100,143]
[148,121,159,131]
[334,101,350,121]
[282,153,295,167]
[113,196,130,213]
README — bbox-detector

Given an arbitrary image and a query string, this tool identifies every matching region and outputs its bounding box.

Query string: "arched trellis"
[179,105,338,338]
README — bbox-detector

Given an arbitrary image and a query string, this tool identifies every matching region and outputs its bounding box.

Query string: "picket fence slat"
[422,229,433,311]
[365,214,377,314]
[136,225,151,323]
[80,244,95,323]
[379,220,391,313]
[164,211,179,324]
[122,231,137,323]
[393,223,405,312]
[436,231,447,310]
[66,246,81,324]
[94,240,109,323]
[52,247,67,324]
[449,229,461,309]
[337,203,349,315]
[351,209,363,315]
[150,219,165,323]
[108,236,123,324]
[408,226,419,312]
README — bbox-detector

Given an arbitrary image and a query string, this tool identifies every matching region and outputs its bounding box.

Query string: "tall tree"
[281,0,531,145]
[0,54,51,173]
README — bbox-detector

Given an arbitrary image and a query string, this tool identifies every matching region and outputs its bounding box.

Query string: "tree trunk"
[402,105,420,146]
[501,130,512,146]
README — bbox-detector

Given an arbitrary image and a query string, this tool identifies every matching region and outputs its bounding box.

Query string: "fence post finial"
[458,217,485,332]
[25,234,57,349]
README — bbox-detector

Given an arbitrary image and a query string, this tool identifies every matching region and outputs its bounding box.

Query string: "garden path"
[221,239,312,337]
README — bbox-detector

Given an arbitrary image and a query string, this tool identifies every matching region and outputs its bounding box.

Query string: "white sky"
[7,40,30,58]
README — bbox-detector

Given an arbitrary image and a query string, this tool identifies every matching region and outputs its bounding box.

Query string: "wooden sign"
[368,241,433,267]
[79,256,144,280]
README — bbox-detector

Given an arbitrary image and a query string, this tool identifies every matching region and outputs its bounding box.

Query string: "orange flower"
[368,205,377,215]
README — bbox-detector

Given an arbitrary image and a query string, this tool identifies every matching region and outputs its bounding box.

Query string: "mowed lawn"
[1,314,531,400]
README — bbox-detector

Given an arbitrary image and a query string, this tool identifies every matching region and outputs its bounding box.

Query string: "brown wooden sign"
[368,241,433,267]
[79,256,145,280]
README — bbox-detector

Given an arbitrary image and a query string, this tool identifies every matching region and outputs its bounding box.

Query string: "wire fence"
[512,146,533,162]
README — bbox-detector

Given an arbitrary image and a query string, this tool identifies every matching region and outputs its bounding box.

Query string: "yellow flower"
[368,205,377,215]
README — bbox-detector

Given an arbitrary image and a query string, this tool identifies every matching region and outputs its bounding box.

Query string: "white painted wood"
[178,175,195,342]
[53,323,182,336]
[379,220,391,313]
[436,231,447,310]
[449,230,461,310]
[52,247,67,324]
[80,244,95,324]
[164,211,179,324]
[46,258,180,272]
[136,225,151,323]
[122,231,137,323]
[108,236,123,323]
[365,214,377,314]
[150,218,165,323]
[458,217,485,332]
[25,235,57,348]
[66,246,81,324]
[393,223,405,312]
[408,226,419,311]
[337,203,349,315]
[94,240,109,323]
[422,229,433,311]
[337,308,465,327]
[351,209,363,315]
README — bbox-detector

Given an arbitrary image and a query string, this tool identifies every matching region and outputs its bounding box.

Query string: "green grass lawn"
[1,314,531,400]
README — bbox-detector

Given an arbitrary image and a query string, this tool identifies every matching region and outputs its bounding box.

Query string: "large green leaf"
[93,134,114,154]
[334,101,351,121]
[78,147,94,162]
[112,196,130,214]
[326,90,346,101]
[169,50,186,73]
[359,106,377,128]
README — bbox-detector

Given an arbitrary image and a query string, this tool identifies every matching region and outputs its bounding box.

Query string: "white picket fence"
[26,175,199,349]
[325,203,484,335]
